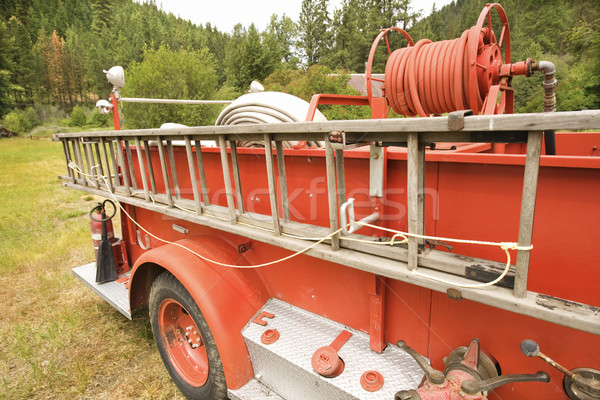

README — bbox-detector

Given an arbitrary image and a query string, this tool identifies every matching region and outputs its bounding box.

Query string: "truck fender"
[128,234,269,390]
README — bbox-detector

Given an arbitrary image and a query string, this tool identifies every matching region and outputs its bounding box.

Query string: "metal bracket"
[448,110,474,131]
[136,229,151,250]
[369,144,384,197]
[238,241,253,254]
[172,224,189,234]
[253,311,275,326]
[328,130,346,150]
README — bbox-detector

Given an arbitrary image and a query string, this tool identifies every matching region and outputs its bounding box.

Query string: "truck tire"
[149,272,227,399]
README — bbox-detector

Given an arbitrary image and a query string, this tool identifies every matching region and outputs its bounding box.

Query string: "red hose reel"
[365,3,530,117]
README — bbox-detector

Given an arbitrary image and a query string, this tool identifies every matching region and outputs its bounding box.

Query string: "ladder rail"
[55,110,600,333]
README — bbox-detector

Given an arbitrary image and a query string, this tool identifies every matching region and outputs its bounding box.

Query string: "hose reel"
[366,3,533,117]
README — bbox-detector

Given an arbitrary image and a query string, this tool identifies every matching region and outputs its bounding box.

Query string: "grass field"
[0,137,183,399]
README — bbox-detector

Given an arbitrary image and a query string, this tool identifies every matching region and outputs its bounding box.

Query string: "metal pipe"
[533,60,557,155]
[119,97,233,105]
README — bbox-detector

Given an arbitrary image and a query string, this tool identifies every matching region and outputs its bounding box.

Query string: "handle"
[521,339,600,396]
[340,198,380,235]
[520,339,540,357]
[461,371,550,395]
[89,199,117,222]
[398,340,446,385]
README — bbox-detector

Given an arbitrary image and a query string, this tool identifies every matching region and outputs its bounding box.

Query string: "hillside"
[0,0,598,125]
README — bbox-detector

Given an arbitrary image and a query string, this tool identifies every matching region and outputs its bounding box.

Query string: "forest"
[0,0,598,131]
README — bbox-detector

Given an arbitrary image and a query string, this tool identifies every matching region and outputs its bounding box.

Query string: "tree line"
[0,0,598,128]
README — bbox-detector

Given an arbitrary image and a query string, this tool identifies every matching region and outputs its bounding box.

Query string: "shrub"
[1,107,41,134]
[34,104,67,124]
[120,45,219,128]
[69,105,87,127]
[263,65,371,120]
[22,107,40,130]
[89,110,110,127]
[2,111,23,134]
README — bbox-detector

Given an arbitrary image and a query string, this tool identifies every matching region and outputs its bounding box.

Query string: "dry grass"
[0,138,183,399]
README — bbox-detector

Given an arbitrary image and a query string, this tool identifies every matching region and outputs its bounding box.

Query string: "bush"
[120,44,219,128]
[34,104,67,124]
[263,65,371,120]
[1,107,41,134]
[2,111,23,133]
[69,105,87,127]
[89,109,110,127]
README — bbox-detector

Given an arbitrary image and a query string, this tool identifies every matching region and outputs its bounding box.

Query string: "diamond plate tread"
[72,262,131,319]
[228,378,285,400]
[242,298,425,400]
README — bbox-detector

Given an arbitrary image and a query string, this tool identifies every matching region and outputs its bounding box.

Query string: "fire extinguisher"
[89,199,128,278]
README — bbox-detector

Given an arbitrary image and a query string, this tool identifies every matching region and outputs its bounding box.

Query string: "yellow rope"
[355,221,532,288]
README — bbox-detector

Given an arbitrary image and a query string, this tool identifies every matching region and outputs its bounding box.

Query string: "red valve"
[396,339,550,400]
[261,329,280,345]
[361,370,385,392]
[311,330,353,378]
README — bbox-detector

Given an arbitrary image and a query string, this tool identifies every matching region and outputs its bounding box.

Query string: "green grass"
[0,137,182,399]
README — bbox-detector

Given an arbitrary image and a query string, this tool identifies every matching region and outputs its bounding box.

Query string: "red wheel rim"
[158,299,209,387]
[366,27,414,103]
[470,3,512,114]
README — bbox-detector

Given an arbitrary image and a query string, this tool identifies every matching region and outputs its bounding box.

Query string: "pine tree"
[7,16,38,94]
[0,21,15,118]
[224,24,248,90]
[91,0,114,34]
[267,14,298,67]
[298,0,331,65]
[224,24,282,91]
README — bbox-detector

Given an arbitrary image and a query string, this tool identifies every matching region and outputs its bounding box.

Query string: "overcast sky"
[148,0,453,33]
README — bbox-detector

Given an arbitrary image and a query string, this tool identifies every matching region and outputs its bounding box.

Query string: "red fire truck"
[57,4,599,399]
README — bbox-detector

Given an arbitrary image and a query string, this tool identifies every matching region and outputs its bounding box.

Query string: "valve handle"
[89,199,117,222]
[520,339,540,357]
[398,340,446,385]
[521,339,600,398]
[521,339,573,377]
[461,371,550,395]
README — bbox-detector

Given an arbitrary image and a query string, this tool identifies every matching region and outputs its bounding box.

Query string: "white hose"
[215,91,327,147]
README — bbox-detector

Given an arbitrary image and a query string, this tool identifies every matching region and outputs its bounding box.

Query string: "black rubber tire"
[149,272,227,399]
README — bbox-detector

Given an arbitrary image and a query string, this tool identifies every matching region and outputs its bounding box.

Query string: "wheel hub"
[158,299,209,387]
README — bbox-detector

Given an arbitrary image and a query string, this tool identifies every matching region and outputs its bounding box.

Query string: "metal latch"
[328,130,346,150]
[448,109,474,131]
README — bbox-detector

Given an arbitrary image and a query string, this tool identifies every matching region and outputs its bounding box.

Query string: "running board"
[228,378,284,400]
[72,262,131,319]
[241,298,425,399]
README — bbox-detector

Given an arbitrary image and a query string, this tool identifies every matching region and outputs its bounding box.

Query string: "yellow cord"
[355,221,532,288]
